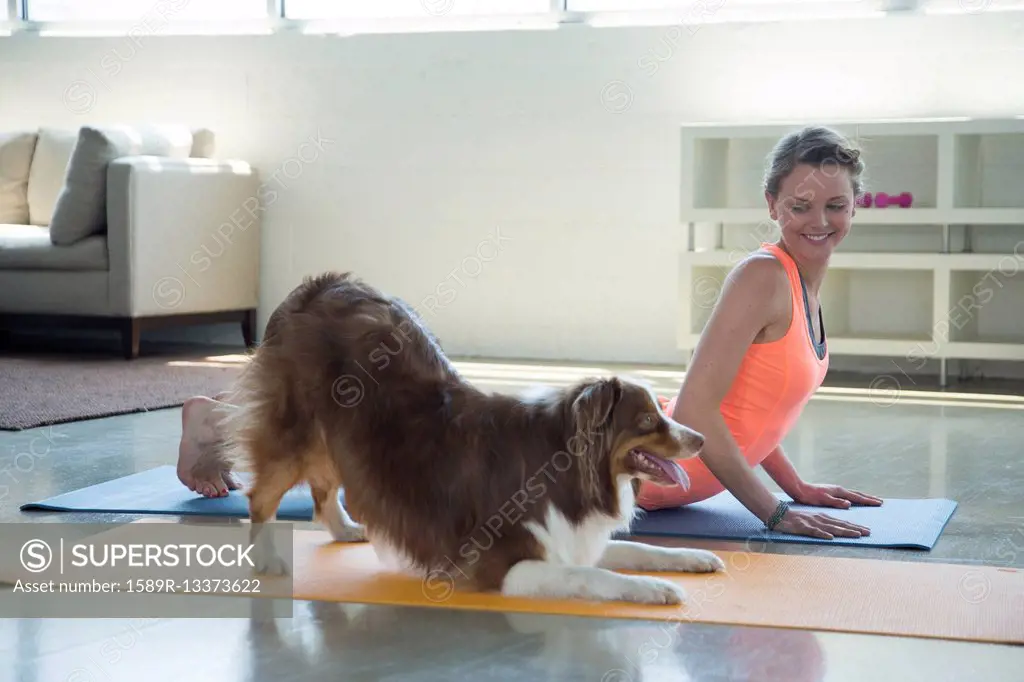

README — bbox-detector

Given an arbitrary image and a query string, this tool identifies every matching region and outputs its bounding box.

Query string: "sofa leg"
[242,309,257,349]
[121,319,140,359]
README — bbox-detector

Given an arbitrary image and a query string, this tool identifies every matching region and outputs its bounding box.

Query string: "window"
[920,0,1024,12]
[566,0,884,23]
[567,0,869,8]
[25,0,271,22]
[284,0,553,20]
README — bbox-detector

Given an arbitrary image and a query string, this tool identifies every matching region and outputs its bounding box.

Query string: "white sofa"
[0,125,262,358]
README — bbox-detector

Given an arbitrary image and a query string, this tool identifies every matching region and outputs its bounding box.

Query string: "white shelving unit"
[678,117,1024,387]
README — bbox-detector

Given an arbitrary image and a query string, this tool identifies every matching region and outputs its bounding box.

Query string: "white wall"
[1,12,1022,375]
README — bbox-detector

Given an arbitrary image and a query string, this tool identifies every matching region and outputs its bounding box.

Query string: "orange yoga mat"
[278,531,1024,645]
[2,522,1020,645]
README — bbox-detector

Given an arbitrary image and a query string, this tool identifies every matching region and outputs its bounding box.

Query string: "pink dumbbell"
[874,191,913,208]
[857,192,873,208]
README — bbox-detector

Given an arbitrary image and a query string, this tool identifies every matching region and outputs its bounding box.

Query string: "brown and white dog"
[209,272,724,605]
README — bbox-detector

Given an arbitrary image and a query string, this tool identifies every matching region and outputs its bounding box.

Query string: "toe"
[199,482,220,498]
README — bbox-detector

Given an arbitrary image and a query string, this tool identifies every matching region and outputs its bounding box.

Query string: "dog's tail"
[198,272,364,481]
[187,436,242,482]
[185,400,252,484]
[260,270,363,346]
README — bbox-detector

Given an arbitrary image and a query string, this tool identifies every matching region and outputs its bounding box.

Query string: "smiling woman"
[763,126,864,267]
[639,126,886,541]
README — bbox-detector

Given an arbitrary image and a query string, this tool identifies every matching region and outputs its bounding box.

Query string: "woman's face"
[765,163,855,264]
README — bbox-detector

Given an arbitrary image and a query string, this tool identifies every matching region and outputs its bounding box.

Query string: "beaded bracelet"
[765,500,791,531]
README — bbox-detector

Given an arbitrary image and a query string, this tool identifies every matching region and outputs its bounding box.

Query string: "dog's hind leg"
[501,560,688,605]
[310,483,366,543]
[247,459,302,576]
[306,435,366,543]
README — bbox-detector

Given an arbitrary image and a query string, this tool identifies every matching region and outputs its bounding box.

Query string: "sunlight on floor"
[452,360,1024,411]
[164,354,251,369]
[162,354,1024,411]
[811,394,1024,410]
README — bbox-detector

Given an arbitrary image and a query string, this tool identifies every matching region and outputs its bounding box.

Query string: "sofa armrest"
[106,156,262,317]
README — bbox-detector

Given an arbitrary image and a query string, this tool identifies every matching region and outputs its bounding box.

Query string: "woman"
[638,125,882,539]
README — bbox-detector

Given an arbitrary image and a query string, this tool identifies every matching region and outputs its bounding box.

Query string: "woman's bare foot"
[177,396,242,498]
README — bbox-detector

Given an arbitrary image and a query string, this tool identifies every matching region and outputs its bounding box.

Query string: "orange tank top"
[643,242,829,507]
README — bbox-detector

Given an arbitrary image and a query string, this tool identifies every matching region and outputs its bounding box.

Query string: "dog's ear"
[573,377,619,420]
[569,378,620,499]
[570,378,620,447]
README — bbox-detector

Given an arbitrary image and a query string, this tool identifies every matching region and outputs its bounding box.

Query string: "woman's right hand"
[773,508,871,540]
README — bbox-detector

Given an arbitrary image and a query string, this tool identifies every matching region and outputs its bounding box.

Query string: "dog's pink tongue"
[645,453,690,490]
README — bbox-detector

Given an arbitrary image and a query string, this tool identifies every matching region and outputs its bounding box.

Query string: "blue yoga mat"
[630,492,957,550]
[20,465,957,550]
[20,466,320,521]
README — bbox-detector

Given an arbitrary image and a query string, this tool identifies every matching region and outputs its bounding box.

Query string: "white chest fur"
[525,476,637,567]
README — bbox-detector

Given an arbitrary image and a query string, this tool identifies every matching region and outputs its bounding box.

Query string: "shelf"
[680,208,1024,226]
[953,131,1024,210]
[677,117,1024,384]
[682,263,935,342]
[679,334,932,358]
[825,337,932,357]
[687,249,938,270]
[945,252,1024,271]
[685,249,1021,272]
[685,130,940,211]
[681,252,1024,360]
[679,118,1024,137]
[678,336,1024,363]
[944,342,1024,362]
[822,269,935,341]
[944,269,1024,353]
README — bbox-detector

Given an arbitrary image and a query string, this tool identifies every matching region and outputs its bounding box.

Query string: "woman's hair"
[763,125,865,198]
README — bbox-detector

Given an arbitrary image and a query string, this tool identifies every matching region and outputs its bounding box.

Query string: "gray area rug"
[0,350,245,431]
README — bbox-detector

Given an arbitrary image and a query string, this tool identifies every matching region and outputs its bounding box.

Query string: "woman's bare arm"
[760,445,807,499]
[672,255,873,538]
[670,255,789,524]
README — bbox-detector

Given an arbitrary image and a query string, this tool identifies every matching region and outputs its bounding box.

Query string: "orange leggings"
[636,395,767,511]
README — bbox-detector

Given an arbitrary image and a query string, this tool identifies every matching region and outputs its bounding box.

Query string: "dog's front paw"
[660,548,726,573]
[619,575,687,605]
[252,548,291,576]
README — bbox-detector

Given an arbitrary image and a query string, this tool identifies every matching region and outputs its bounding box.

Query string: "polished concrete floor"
[0,354,1022,681]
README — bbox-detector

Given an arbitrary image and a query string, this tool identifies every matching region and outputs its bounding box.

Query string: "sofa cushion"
[0,223,108,270]
[0,270,111,315]
[48,124,194,246]
[24,127,213,228]
[0,131,38,225]
[191,128,216,158]
[26,128,78,227]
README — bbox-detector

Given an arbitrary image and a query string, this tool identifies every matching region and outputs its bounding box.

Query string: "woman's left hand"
[793,483,883,509]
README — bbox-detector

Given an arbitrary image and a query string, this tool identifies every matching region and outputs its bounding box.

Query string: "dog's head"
[568,376,704,492]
